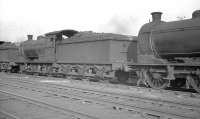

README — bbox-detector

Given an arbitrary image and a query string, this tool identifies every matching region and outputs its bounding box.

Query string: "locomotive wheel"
[187,74,200,93]
[146,71,169,89]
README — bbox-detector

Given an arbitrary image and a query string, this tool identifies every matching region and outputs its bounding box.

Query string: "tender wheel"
[115,69,129,83]
[170,78,185,88]
[146,71,169,89]
[187,74,200,93]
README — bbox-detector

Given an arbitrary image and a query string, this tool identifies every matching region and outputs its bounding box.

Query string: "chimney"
[151,12,162,22]
[27,35,33,41]
[192,10,200,19]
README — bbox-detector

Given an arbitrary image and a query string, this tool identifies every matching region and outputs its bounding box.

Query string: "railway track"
[0,91,98,119]
[0,73,200,119]
[3,72,200,97]
[0,80,146,119]
[2,73,200,105]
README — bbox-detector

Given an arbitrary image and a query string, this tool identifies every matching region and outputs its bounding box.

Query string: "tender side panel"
[56,40,110,64]
[110,40,131,64]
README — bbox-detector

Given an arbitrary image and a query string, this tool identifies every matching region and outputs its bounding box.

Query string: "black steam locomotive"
[126,10,200,93]
[0,10,200,93]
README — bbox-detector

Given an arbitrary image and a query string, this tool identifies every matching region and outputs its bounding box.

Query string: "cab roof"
[45,29,79,37]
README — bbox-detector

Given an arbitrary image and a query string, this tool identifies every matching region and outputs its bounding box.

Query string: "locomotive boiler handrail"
[152,25,200,34]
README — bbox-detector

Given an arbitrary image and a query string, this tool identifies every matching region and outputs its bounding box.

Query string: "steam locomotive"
[126,10,200,93]
[0,10,200,93]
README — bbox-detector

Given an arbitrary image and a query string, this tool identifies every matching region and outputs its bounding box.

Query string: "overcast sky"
[0,0,199,42]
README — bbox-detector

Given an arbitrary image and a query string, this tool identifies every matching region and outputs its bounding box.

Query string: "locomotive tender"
[0,10,200,93]
[0,30,133,79]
